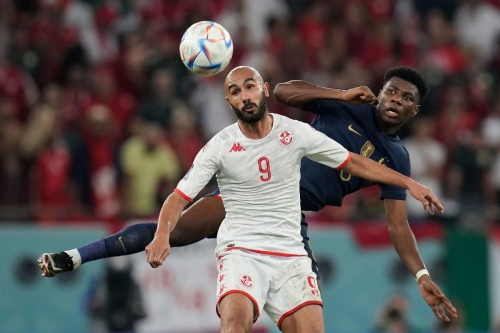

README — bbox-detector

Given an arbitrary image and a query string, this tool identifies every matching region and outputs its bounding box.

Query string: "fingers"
[426,194,445,214]
[441,297,458,318]
[145,242,170,268]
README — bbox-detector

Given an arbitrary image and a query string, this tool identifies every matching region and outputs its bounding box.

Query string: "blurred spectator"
[482,95,500,223]
[422,9,468,76]
[372,294,411,333]
[85,65,136,139]
[190,69,235,139]
[403,117,447,222]
[0,52,39,122]
[0,98,25,210]
[445,126,495,229]
[168,108,204,174]
[88,256,146,333]
[83,104,121,220]
[120,120,181,218]
[434,81,480,148]
[454,0,500,63]
[132,67,186,133]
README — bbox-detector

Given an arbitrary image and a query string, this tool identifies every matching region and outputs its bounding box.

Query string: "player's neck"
[376,112,402,135]
[238,113,273,139]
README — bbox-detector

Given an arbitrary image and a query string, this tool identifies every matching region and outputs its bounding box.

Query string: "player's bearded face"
[230,91,267,124]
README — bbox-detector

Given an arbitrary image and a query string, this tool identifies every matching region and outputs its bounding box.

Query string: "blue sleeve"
[302,99,342,115]
[378,151,411,201]
[204,188,220,197]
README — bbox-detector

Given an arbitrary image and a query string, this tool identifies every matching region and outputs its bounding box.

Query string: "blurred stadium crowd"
[1,0,500,229]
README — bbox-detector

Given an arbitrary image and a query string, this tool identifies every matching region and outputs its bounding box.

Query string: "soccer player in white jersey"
[145,66,443,333]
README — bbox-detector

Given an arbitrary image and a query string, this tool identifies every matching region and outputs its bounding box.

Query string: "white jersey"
[175,114,350,257]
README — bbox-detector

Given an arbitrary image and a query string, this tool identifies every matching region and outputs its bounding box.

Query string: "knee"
[220,317,252,333]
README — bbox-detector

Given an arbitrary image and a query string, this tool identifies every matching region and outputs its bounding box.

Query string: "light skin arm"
[342,153,444,214]
[145,191,189,267]
[273,81,377,108]
[384,199,458,321]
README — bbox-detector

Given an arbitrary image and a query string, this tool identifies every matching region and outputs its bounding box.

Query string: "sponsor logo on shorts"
[239,275,253,288]
[278,130,294,147]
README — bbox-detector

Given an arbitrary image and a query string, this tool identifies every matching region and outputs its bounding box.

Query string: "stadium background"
[1,0,500,332]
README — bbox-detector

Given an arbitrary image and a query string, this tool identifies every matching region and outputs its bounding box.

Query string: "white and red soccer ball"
[180,21,233,76]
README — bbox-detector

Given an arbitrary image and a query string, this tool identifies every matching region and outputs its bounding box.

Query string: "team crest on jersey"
[239,275,254,288]
[360,141,375,158]
[278,130,294,147]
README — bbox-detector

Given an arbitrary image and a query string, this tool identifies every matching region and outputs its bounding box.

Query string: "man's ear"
[264,82,270,97]
[411,105,420,117]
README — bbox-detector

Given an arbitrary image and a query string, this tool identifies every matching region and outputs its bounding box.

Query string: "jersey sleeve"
[378,150,411,201]
[301,99,342,115]
[175,137,220,201]
[296,121,351,169]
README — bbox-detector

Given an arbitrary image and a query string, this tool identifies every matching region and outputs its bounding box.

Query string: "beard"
[230,92,267,124]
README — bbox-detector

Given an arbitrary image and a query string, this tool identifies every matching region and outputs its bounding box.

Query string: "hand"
[406,180,444,215]
[341,86,377,105]
[145,232,171,268]
[418,275,458,321]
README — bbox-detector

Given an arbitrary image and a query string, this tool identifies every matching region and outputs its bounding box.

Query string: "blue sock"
[77,223,157,264]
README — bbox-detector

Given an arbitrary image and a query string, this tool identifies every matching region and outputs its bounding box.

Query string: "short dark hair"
[383,66,429,103]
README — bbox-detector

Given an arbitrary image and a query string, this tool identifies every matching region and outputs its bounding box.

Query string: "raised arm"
[273,80,376,108]
[342,153,444,215]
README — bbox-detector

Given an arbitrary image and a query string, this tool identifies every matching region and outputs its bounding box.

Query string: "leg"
[280,304,324,333]
[219,293,255,333]
[39,196,226,276]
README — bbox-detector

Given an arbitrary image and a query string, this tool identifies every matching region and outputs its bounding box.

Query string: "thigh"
[264,256,323,329]
[219,293,254,333]
[280,304,324,333]
[216,252,268,322]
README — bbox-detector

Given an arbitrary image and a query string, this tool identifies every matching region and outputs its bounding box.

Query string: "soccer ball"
[180,21,233,76]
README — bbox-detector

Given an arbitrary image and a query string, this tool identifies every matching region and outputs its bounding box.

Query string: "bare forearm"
[388,222,426,275]
[343,153,412,189]
[156,192,189,236]
[273,81,344,108]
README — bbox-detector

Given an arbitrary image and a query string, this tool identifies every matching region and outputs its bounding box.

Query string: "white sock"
[64,249,82,269]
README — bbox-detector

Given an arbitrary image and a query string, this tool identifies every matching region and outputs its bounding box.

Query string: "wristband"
[415,269,429,282]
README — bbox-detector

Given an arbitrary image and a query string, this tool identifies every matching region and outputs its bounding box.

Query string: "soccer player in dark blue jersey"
[39,66,457,322]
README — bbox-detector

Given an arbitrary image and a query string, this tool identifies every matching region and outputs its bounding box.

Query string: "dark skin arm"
[273,80,377,108]
[385,199,457,321]
[169,196,225,247]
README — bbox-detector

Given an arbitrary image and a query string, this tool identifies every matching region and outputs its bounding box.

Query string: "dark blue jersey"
[299,99,411,211]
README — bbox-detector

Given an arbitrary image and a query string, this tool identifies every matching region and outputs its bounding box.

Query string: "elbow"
[273,82,297,106]
[273,82,288,103]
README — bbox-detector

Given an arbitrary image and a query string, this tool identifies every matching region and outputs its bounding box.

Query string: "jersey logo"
[348,124,362,136]
[360,141,375,158]
[278,130,294,147]
[229,143,246,152]
[239,275,254,288]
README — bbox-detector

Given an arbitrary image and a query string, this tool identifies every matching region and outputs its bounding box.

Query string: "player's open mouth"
[244,105,256,113]
[385,107,399,118]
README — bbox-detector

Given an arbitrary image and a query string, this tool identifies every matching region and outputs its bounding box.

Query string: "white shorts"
[216,250,322,328]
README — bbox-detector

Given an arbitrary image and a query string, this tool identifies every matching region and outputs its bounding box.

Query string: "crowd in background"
[1,0,500,231]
